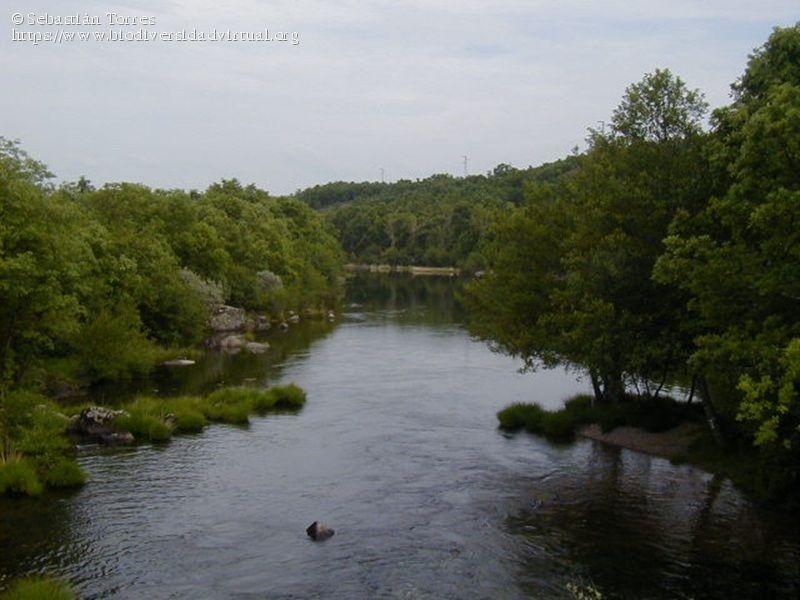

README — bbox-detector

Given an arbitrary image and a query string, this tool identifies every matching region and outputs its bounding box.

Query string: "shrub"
[497,403,546,431]
[41,458,86,489]
[0,577,76,600]
[0,457,43,497]
[75,305,158,382]
[271,384,306,409]
[542,411,579,441]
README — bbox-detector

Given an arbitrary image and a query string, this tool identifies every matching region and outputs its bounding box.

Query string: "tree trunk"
[589,370,604,406]
[603,372,626,404]
[699,376,724,446]
[687,375,697,404]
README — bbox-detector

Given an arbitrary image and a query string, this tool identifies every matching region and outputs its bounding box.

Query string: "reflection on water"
[1,274,798,599]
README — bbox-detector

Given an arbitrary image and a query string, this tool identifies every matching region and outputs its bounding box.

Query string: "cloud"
[1,1,796,192]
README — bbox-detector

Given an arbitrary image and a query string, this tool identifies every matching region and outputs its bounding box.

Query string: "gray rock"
[209,305,247,332]
[306,521,335,541]
[254,315,271,332]
[69,406,131,445]
[245,342,270,354]
[162,358,196,367]
[288,314,300,324]
[278,322,289,332]
[219,334,246,350]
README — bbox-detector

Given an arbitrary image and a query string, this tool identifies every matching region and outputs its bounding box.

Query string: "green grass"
[115,410,174,443]
[0,577,76,600]
[41,458,86,489]
[0,457,43,497]
[270,384,307,409]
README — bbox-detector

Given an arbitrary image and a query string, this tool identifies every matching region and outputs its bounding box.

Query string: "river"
[1,274,798,599]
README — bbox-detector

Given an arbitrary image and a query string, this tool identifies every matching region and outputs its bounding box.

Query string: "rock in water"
[306,521,335,541]
[69,406,132,445]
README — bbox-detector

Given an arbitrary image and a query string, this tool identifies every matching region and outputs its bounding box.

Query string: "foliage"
[0,456,43,496]
[0,577,76,600]
[0,390,84,496]
[0,139,344,390]
[310,159,578,269]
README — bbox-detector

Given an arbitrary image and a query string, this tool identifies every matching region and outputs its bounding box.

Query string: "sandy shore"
[578,422,702,459]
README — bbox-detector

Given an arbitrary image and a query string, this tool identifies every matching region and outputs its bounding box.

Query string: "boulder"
[245,342,270,354]
[69,406,132,445]
[162,358,196,367]
[254,315,271,332]
[288,314,300,324]
[278,322,289,332]
[306,521,335,541]
[326,311,336,321]
[209,305,247,332]
[219,334,247,350]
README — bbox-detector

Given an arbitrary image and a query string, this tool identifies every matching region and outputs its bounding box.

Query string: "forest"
[299,158,578,270]
[0,148,343,392]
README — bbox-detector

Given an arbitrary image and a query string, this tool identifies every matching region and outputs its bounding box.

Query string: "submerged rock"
[245,341,270,354]
[162,358,196,367]
[306,521,335,541]
[69,406,132,445]
[209,305,247,332]
[254,315,271,332]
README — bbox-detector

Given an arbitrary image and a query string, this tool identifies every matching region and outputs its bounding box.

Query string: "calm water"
[1,275,798,599]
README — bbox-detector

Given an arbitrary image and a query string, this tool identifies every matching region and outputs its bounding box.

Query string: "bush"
[76,305,157,381]
[41,458,86,489]
[497,403,546,431]
[0,577,76,600]
[542,411,579,441]
[249,390,278,413]
[271,384,307,409]
[0,457,43,497]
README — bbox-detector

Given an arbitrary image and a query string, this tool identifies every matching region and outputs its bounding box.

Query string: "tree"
[654,25,800,456]
[464,69,711,404]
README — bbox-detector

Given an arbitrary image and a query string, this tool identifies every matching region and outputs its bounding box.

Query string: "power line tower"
[380,168,385,183]
[462,155,468,177]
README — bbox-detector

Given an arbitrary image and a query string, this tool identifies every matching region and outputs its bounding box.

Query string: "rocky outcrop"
[69,406,133,445]
[306,521,335,541]
[209,305,247,332]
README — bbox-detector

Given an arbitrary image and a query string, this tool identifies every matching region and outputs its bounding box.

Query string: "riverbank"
[345,263,462,276]
[579,422,702,459]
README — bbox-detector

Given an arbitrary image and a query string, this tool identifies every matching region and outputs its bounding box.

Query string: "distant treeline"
[295,158,578,269]
[0,149,343,390]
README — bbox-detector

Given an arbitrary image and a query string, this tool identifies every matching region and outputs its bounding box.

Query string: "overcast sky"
[2,1,797,194]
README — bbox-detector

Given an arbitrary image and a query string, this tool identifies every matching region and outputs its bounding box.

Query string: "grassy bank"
[1,384,307,498]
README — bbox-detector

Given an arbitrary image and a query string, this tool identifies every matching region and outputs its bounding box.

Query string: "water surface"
[1,275,798,599]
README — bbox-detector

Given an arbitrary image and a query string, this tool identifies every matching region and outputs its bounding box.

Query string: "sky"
[1,1,797,194]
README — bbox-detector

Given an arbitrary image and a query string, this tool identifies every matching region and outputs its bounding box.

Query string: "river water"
[1,275,798,599]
